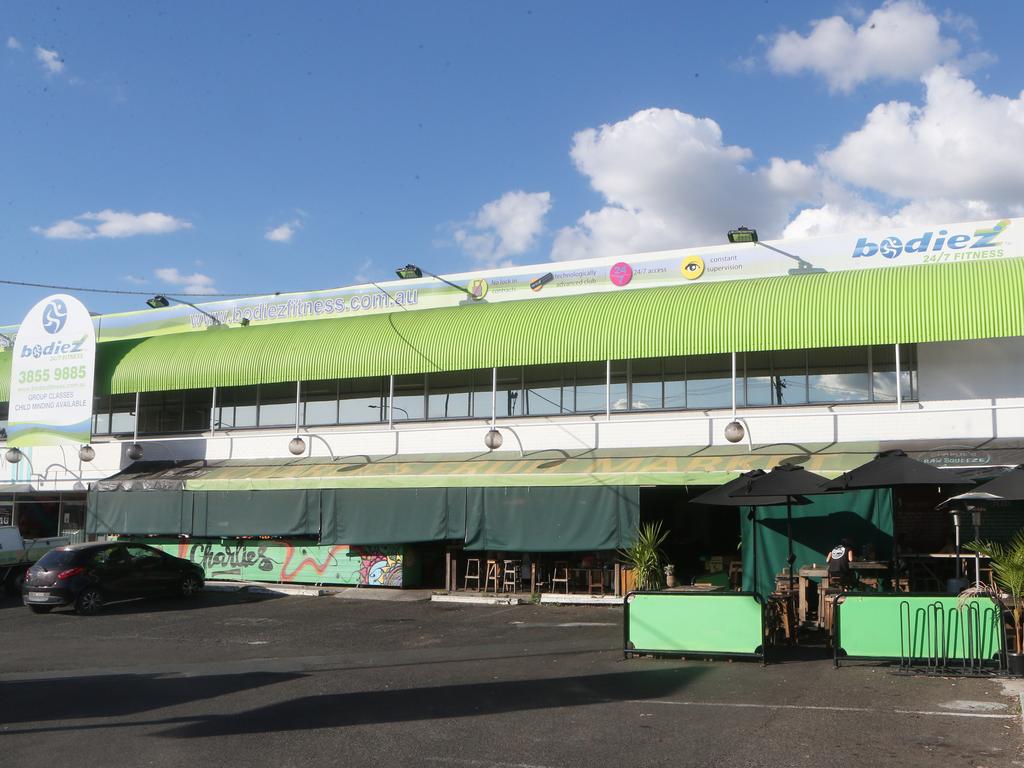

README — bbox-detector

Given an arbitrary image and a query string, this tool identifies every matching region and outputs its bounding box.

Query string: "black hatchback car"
[23,542,205,615]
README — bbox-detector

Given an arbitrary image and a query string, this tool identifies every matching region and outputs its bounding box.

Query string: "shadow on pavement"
[160,667,705,738]
[2,671,306,724]
[3,589,282,616]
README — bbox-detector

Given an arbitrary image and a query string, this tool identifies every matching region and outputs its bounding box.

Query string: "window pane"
[217,386,258,428]
[496,368,522,417]
[471,370,493,419]
[110,394,137,434]
[664,357,686,409]
[631,358,662,410]
[138,391,183,434]
[610,361,628,411]
[687,354,732,409]
[808,347,870,402]
[339,377,384,423]
[871,344,917,402]
[302,380,338,426]
[259,382,297,427]
[523,364,564,415]
[747,350,807,406]
[183,389,213,432]
[92,396,110,435]
[427,370,480,420]
[390,374,425,421]
[574,362,606,413]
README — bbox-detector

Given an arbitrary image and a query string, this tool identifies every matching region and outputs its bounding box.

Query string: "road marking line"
[634,700,1016,719]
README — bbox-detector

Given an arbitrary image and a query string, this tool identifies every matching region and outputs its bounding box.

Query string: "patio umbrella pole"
[787,497,795,591]
[751,506,758,595]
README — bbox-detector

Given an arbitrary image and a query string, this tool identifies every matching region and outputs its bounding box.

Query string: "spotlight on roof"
[146,295,171,309]
[729,227,761,244]
[727,227,758,244]
[395,264,424,280]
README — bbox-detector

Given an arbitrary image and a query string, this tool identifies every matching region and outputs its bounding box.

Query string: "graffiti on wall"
[142,539,403,587]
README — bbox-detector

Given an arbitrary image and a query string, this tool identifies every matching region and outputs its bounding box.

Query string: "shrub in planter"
[967,530,1024,674]
[619,521,669,591]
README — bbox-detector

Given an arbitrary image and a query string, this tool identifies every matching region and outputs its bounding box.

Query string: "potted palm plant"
[619,521,669,591]
[967,530,1024,675]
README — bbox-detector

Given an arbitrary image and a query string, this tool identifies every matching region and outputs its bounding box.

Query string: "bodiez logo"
[852,219,1010,259]
[42,299,68,335]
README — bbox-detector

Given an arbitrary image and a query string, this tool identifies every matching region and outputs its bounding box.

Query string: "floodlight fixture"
[727,227,758,244]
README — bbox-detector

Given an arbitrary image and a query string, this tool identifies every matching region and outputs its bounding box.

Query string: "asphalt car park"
[1,590,1021,768]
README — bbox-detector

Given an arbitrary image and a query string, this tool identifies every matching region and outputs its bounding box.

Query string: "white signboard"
[7,294,96,448]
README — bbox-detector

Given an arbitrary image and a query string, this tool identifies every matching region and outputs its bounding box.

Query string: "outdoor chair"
[484,559,501,593]
[501,560,520,593]
[587,567,605,596]
[550,561,570,594]
[463,558,481,591]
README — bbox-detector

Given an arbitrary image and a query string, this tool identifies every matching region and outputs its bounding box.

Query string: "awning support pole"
[133,392,140,444]
[731,351,737,418]
[294,381,301,436]
[491,367,497,427]
[388,375,395,430]
[895,344,902,411]
[606,359,611,421]
[210,386,217,436]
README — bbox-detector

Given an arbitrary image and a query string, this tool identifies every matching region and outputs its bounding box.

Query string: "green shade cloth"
[322,487,467,545]
[87,489,193,536]
[192,489,320,538]
[836,595,1002,664]
[740,489,894,598]
[463,486,639,552]
[87,258,1024,395]
[625,592,763,657]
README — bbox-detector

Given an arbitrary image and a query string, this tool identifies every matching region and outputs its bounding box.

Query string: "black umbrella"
[822,449,969,491]
[940,464,1024,503]
[729,464,833,590]
[690,470,811,594]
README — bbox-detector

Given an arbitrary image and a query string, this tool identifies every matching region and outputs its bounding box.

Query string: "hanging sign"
[7,294,96,448]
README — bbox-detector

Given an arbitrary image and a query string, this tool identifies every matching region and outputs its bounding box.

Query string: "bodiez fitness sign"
[7,294,96,448]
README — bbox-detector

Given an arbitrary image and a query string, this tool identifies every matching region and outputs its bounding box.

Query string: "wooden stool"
[587,568,605,596]
[550,561,570,594]
[728,561,743,590]
[484,560,501,593]
[463,558,481,591]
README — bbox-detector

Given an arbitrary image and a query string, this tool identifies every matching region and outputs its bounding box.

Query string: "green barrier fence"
[835,594,1005,672]
[624,591,765,661]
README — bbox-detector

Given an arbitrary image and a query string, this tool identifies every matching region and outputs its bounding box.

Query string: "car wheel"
[179,574,202,598]
[75,587,104,616]
[29,605,53,614]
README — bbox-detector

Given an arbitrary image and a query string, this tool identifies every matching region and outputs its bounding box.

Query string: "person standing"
[827,539,855,588]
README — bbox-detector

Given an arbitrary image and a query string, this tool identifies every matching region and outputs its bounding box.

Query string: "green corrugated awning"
[0,351,9,401]
[91,258,1024,394]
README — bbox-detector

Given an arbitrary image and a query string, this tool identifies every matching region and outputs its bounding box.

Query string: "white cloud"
[154,268,217,295]
[454,190,552,266]
[122,275,148,286]
[550,108,819,260]
[766,1,967,93]
[34,45,64,75]
[6,36,21,50]
[821,67,1024,206]
[32,210,192,239]
[353,259,374,284]
[265,219,302,243]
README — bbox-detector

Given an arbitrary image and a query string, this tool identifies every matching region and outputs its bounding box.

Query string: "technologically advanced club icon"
[41,299,68,335]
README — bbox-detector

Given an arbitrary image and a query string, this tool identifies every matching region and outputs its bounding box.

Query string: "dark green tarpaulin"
[322,488,468,545]
[87,489,193,536]
[464,486,640,552]
[741,489,894,598]
[192,490,320,537]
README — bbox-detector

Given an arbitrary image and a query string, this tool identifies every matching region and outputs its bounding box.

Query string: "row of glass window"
[69,345,917,436]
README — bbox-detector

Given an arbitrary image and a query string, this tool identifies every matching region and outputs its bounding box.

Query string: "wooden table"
[797,561,891,627]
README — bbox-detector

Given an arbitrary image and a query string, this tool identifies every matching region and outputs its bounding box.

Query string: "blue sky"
[2,1,1023,319]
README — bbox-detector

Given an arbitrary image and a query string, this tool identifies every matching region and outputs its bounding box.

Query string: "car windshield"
[34,549,81,570]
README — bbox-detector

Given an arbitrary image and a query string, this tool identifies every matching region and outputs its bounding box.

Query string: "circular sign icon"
[468,278,489,299]
[879,237,904,259]
[609,262,633,286]
[681,255,705,280]
[42,299,68,335]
